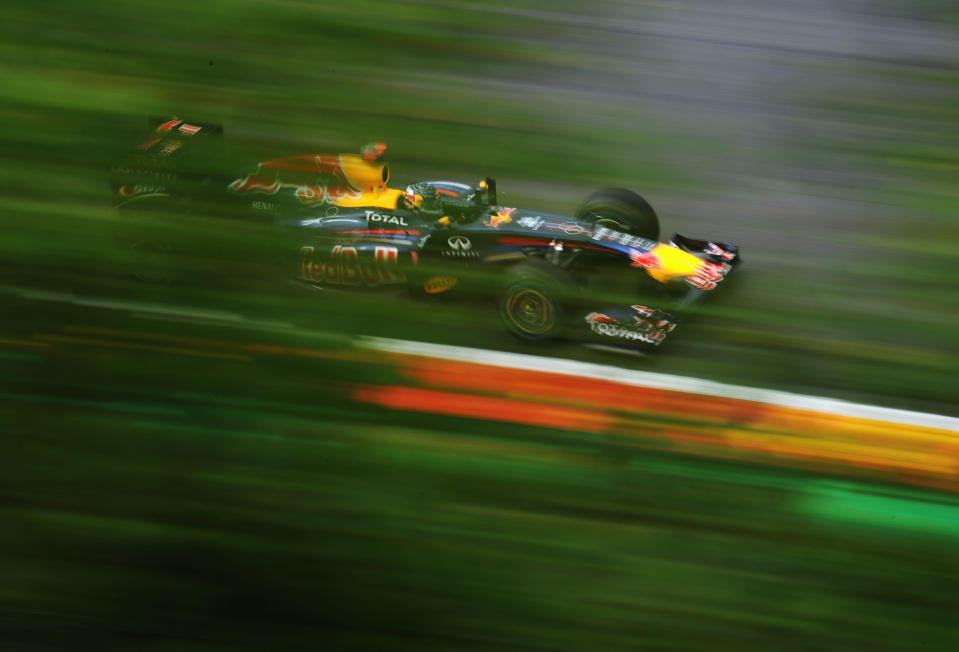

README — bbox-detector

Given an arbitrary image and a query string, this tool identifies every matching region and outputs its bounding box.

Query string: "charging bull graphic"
[229,151,391,207]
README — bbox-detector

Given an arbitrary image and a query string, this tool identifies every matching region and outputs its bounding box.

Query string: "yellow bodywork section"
[334,188,404,209]
[332,154,404,209]
[340,154,389,193]
[645,243,704,283]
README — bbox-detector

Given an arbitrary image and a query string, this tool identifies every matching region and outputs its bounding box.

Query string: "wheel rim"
[504,288,554,335]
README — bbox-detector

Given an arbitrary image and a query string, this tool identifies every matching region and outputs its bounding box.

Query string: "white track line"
[361,337,959,433]
[6,286,296,330]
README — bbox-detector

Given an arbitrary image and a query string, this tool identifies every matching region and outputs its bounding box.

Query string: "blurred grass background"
[2,0,959,650]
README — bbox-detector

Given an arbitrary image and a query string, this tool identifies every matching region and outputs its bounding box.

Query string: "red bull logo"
[489,207,516,228]
[229,153,363,206]
[298,245,406,286]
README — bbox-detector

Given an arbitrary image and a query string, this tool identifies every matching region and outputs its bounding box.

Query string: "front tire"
[499,261,576,341]
[575,188,659,240]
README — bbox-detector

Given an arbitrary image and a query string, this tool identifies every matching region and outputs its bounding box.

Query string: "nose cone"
[644,243,706,283]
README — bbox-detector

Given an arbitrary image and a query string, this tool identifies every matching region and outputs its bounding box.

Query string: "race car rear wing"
[147,116,224,137]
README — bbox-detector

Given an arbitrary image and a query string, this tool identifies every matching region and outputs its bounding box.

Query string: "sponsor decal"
[448,236,472,250]
[365,210,408,226]
[543,221,589,235]
[423,275,459,294]
[443,235,480,258]
[517,216,544,230]
[489,207,515,228]
[442,250,481,258]
[297,245,406,286]
[252,200,275,210]
[586,311,674,346]
[587,321,660,344]
[518,218,588,235]
[593,226,657,251]
[118,183,166,198]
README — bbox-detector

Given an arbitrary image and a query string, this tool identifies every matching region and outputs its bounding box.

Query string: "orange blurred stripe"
[385,353,959,488]
[352,385,613,433]
[398,357,766,422]
[399,356,957,447]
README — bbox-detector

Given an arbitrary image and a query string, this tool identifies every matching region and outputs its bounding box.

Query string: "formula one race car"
[113,119,740,352]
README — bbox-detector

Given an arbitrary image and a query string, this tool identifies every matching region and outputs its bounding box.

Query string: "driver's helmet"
[404,182,442,217]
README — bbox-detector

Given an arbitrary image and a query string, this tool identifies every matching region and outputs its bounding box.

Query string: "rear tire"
[575,188,659,240]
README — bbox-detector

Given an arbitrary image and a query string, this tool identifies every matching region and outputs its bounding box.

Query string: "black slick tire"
[575,188,659,240]
[499,261,576,342]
